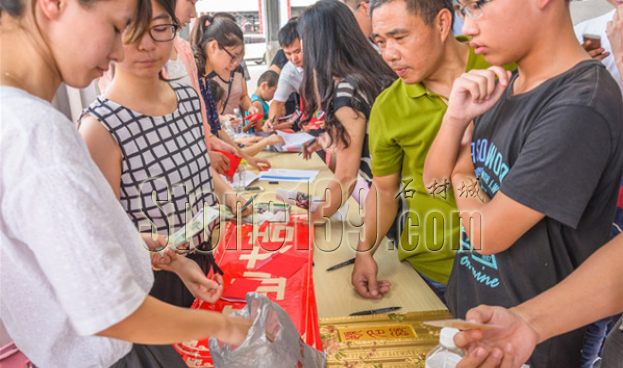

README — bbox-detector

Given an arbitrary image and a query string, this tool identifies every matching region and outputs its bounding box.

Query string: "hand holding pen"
[301,137,319,160]
[226,193,255,217]
[265,117,276,131]
[238,194,257,214]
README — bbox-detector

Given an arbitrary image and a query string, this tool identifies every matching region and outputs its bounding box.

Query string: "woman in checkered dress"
[79,0,251,308]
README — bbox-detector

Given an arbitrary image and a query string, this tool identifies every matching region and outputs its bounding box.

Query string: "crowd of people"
[1,0,623,367]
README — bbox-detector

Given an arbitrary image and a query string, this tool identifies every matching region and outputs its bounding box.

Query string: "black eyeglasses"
[453,0,493,21]
[219,45,243,65]
[149,23,180,42]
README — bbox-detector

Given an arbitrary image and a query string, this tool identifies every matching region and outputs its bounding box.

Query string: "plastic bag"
[209,293,326,368]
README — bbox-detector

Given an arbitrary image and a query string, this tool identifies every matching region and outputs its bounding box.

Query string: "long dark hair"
[298,0,396,148]
[191,15,244,76]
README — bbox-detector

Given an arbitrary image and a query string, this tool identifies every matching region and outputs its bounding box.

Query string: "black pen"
[239,194,257,212]
[349,306,402,316]
[300,137,318,156]
[304,137,317,150]
[326,257,356,271]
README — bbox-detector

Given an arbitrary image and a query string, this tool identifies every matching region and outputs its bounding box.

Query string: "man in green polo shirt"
[351,0,493,302]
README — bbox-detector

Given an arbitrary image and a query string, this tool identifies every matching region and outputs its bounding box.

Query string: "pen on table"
[349,306,402,316]
[326,257,356,271]
[239,194,258,212]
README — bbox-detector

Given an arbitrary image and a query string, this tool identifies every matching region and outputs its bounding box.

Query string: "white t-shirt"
[273,61,304,102]
[0,87,154,368]
[574,9,623,97]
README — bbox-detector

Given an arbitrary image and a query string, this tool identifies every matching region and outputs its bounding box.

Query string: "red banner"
[175,216,322,367]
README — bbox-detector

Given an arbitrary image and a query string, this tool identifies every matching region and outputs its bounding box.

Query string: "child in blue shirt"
[247,70,279,133]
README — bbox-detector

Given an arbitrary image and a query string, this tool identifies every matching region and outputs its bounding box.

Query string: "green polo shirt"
[369,42,493,284]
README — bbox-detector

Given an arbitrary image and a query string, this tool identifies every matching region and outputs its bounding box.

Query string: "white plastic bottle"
[223,118,234,137]
[425,327,465,368]
[233,108,243,135]
[234,164,246,192]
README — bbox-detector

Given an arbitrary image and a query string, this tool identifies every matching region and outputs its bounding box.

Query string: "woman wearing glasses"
[206,13,260,119]
[79,0,251,308]
[190,16,277,161]
[191,16,245,138]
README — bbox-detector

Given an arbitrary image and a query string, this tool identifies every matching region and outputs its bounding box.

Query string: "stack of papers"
[167,206,220,247]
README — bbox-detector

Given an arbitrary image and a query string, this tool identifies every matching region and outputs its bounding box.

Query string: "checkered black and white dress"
[84,82,218,307]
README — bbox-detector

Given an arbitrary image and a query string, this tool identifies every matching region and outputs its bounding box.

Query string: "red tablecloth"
[174,216,322,367]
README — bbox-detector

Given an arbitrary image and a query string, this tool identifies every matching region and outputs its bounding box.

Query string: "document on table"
[258,169,319,182]
[220,171,259,188]
[274,131,316,152]
[276,187,349,220]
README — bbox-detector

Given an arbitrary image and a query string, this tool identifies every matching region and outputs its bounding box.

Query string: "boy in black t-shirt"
[423,0,623,367]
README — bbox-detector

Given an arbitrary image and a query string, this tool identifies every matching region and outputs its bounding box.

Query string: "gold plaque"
[338,325,416,342]
[320,310,453,368]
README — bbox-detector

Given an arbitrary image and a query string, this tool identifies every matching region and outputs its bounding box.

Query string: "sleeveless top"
[211,71,244,115]
[251,94,269,122]
[84,82,218,249]
[332,80,373,182]
[248,94,269,134]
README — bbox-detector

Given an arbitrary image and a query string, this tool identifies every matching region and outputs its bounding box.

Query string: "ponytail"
[190,15,244,76]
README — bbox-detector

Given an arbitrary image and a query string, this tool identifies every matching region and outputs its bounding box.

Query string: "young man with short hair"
[351,0,505,303]
[424,0,623,366]
[266,19,304,129]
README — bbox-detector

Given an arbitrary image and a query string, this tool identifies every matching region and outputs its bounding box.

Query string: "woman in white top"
[0,0,251,367]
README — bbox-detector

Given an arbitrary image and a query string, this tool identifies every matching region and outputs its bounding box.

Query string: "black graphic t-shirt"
[447,60,623,368]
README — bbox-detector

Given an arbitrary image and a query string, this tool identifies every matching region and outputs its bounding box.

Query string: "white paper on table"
[275,131,315,148]
[276,187,349,220]
[221,171,259,188]
[258,169,319,182]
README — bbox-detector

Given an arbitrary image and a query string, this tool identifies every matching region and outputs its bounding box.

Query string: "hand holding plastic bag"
[209,293,326,368]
